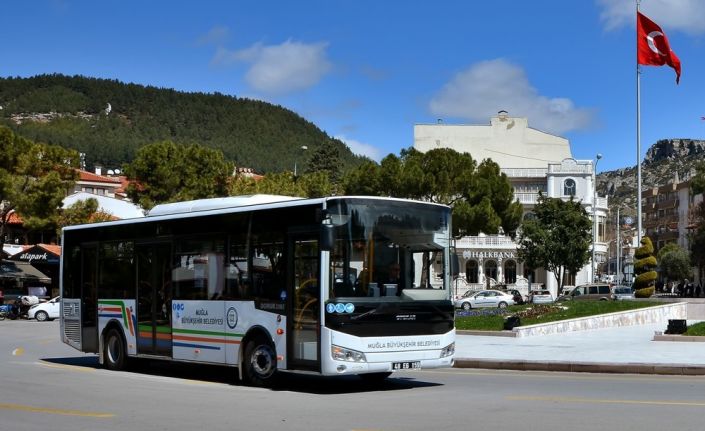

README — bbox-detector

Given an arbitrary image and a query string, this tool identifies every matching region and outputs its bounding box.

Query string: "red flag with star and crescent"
[637,11,681,84]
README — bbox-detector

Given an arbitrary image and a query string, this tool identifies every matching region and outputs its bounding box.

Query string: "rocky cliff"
[597,138,705,218]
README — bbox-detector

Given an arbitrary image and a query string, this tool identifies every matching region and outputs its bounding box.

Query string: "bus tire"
[104,328,127,371]
[243,336,277,387]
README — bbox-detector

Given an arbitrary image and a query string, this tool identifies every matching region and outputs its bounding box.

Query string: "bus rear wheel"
[104,328,127,371]
[243,337,277,387]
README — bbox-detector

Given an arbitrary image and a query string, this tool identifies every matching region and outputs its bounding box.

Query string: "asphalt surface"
[454,320,705,375]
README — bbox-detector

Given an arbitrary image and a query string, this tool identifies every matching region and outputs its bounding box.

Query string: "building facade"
[642,180,702,252]
[641,178,704,285]
[415,112,608,298]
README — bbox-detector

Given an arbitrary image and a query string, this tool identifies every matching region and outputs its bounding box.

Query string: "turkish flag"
[637,12,681,83]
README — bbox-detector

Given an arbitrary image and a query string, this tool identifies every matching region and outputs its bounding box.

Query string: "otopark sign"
[10,246,60,265]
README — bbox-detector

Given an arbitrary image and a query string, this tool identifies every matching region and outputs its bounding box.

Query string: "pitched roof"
[7,211,23,225]
[77,169,121,184]
[37,244,62,256]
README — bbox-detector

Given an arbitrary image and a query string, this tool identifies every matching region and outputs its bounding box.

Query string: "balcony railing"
[547,164,592,174]
[455,236,516,248]
[513,192,540,204]
[501,168,547,178]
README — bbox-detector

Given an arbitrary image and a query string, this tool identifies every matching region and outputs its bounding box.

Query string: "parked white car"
[454,289,515,310]
[528,290,554,304]
[612,286,635,300]
[27,296,61,321]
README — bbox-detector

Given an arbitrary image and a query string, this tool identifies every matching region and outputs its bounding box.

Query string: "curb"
[653,334,705,342]
[456,330,517,337]
[454,358,705,375]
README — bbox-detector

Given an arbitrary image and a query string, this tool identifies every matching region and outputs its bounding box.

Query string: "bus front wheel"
[104,328,127,371]
[243,337,277,387]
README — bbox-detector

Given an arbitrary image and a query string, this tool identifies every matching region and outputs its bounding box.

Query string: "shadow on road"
[40,355,442,393]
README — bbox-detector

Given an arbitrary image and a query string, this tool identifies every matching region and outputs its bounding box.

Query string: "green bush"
[633,237,657,296]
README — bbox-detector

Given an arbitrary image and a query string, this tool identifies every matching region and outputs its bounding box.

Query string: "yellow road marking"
[0,403,113,418]
[12,348,24,356]
[37,361,96,373]
[507,395,705,407]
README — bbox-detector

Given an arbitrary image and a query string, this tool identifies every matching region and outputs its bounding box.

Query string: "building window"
[504,260,516,284]
[562,270,576,287]
[524,267,535,284]
[504,260,517,284]
[466,260,479,283]
[563,179,576,196]
[484,260,498,282]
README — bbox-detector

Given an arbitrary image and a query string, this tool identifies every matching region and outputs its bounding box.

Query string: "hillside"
[0,74,366,173]
[597,138,705,219]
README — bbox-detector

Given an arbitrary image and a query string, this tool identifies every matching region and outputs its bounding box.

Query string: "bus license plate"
[392,361,421,371]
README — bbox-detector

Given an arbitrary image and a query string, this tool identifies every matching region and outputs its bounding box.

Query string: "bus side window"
[173,238,225,300]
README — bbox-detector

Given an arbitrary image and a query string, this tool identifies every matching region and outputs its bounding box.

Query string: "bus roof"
[147,194,303,217]
[61,195,449,232]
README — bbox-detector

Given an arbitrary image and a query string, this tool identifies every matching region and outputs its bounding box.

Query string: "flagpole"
[636,0,643,244]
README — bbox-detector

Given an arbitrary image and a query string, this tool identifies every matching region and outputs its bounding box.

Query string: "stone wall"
[513,303,687,337]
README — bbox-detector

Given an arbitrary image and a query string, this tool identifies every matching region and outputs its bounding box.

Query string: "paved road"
[3,320,705,430]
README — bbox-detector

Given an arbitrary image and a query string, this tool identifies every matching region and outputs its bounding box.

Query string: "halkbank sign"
[462,250,516,259]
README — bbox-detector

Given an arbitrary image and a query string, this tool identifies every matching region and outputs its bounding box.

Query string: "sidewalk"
[453,321,705,375]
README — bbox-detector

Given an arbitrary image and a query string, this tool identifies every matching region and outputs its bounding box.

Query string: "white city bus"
[60,195,456,386]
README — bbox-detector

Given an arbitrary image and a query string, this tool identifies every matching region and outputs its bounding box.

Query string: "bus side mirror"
[451,253,460,277]
[320,224,335,251]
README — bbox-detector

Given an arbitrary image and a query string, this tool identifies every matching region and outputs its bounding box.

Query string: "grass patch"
[685,321,705,336]
[455,300,662,331]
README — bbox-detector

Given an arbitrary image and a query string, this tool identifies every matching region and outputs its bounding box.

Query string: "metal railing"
[455,236,516,248]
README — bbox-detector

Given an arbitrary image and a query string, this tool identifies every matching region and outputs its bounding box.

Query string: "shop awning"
[0,260,51,284]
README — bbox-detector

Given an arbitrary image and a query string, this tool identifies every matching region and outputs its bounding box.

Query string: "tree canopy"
[124,140,233,209]
[57,198,114,234]
[229,171,336,198]
[658,244,692,283]
[0,126,79,250]
[516,194,592,293]
[342,147,523,238]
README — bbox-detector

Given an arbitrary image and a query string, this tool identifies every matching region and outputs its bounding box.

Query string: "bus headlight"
[331,345,367,362]
[440,342,455,358]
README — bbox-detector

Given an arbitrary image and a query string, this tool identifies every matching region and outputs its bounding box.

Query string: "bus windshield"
[326,198,451,302]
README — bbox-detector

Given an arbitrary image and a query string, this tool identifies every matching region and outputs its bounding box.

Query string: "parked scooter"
[4,296,35,319]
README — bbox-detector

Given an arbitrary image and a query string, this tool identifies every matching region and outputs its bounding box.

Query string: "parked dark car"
[506,289,525,305]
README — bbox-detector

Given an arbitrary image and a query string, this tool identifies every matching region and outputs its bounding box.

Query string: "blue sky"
[2,0,704,172]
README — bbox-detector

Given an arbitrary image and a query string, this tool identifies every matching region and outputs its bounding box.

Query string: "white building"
[414,112,608,298]
[63,192,145,220]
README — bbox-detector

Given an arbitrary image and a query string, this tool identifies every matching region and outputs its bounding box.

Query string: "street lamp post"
[592,153,602,283]
[294,145,308,176]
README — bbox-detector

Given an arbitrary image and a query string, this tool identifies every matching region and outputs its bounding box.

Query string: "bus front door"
[136,243,172,357]
[287,234,320,371]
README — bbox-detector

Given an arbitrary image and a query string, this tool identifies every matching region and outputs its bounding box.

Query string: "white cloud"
[597,0,705,35]
[335,134,382,161]
[212,39,332,95]
[429,59,594,135]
